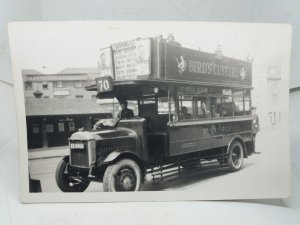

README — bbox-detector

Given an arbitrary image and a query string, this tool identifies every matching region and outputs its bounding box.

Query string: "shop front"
[25,99,112,149]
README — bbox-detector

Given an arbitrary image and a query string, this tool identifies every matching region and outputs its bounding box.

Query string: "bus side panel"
[168,119,252,157]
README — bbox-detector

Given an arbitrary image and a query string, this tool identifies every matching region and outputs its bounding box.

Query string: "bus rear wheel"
[103,159,142,192]
[227,141,244,172]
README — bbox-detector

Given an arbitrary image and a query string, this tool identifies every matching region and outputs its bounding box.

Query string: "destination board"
[112,39,151,80]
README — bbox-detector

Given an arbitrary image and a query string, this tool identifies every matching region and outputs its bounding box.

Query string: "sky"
[8,21,291,76]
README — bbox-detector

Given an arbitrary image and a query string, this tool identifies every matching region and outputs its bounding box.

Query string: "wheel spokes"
[115,167,137,191]
[232,153,237,164]
[232,147,241,166]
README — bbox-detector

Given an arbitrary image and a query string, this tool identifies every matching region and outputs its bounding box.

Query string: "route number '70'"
[96,76,113,92]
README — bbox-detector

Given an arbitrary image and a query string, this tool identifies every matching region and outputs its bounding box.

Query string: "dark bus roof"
[86,79,252,100]
[86,79,252,92]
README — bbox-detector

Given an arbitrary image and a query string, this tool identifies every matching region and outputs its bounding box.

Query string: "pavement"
[28,146,69,160]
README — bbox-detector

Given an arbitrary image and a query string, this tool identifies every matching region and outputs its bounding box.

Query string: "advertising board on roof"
[99,47,114,77]
[165,45,252,87]
[112,38,151,80]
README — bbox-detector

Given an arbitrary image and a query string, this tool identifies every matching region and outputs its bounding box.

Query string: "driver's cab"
[138,99,170,133]
[112,85,175,133]
[93,83,175,160]
[114,86,175,160]
[136,97,172,159]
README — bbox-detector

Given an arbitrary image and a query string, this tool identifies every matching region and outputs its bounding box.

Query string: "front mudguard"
[97,150,146,182]
[62,155,70,163]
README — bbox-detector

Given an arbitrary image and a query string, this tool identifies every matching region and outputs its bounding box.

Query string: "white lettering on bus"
[188,60,239,79]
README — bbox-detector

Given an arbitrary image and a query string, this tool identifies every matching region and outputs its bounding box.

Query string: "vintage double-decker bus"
[55,36,260,192]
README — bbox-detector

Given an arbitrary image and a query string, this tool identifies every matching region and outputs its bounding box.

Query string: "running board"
[149,158,229,183]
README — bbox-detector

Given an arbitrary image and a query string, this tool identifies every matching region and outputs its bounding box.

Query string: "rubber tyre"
[55,158,89,192]
[103,159,141,192]
[227,141,244,172]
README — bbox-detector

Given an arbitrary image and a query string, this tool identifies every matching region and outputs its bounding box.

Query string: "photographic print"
[9,21,291,202]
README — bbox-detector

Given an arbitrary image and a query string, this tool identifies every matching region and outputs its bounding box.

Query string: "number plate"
[96,76,113,93]
[70,143,84,149]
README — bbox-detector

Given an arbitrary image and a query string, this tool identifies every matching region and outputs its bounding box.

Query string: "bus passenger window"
[180,106,192,120]
[222,96,234,117]
[233,97,244,116]
[245,96,251,115]
[210,97,222,118]
[158,97,176,121]
[180,102,193,120]
[197,97,209,118]
[179,95,193,120]
[233,90,244,116]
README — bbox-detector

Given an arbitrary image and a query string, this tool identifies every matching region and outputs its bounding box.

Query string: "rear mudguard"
[227,135,248,158]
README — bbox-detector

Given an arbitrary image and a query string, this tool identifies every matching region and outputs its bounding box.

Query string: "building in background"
[23,68,113,150]
[252,62,283,129]
[266,65,282,127]
[23,68,100,100]
[26,99,111,149]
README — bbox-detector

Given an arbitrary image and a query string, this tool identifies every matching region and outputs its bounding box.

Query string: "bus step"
[151,167,181,177]
[181,159,200,165]
[151,164,181,182]
[152,172,180,182]
[150,156,229,183]
[149,163,179,173]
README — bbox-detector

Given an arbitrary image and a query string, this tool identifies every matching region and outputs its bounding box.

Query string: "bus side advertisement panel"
[168,120,252,156]
[165,45,252,87]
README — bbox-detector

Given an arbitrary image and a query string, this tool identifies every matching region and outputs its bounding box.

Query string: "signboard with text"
[112,39,151,80]
[96,76,113,93]
[165,45,252,87]
[53,88,70,96]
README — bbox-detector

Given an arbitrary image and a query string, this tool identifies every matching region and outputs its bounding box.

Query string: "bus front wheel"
[103,159,142,192]
[227,141,244,172]
[55,159,90,192]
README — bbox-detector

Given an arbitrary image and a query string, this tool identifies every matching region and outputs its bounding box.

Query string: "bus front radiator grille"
[97,145,134,159]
